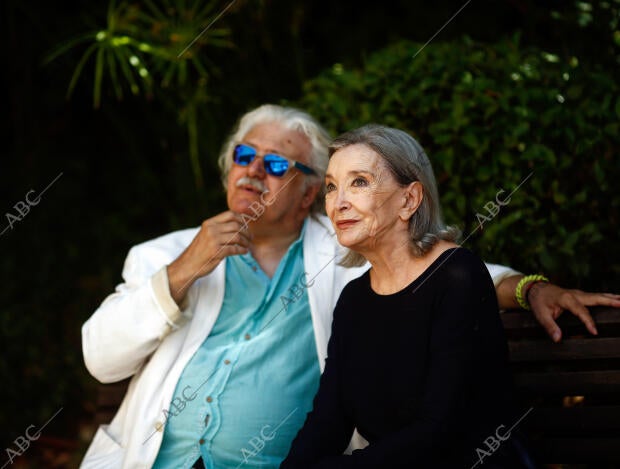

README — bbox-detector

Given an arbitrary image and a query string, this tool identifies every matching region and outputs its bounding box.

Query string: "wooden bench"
[501,305,620,466]
[94,306,620,467]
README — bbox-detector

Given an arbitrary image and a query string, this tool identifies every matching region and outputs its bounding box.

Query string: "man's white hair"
[218,104,331,214]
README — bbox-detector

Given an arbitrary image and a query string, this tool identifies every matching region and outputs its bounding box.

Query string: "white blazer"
[80,214,519,468]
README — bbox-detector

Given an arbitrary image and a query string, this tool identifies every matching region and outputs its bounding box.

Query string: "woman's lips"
[336,219,359,229]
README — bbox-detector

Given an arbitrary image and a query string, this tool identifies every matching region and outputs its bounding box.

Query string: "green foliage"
[552,0,620,63]
[45,0,235,188]
[295,36,620,289]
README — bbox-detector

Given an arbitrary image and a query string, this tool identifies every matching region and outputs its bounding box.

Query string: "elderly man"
[80,104,620,468]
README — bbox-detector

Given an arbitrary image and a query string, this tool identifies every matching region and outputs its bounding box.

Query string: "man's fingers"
[208,211,251,233]
[200,215,252,248]
[219,243,249,258]
[561,294,598,336]
[573,291,620,307]
[216,220,252,241]
[535,309,563,342]
[218,230,251,249]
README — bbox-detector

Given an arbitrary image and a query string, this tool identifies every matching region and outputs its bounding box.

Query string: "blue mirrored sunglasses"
[233,143,316,177]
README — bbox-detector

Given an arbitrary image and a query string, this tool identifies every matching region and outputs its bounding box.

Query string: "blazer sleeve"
[483,261,522,287]
[81,244,190,383]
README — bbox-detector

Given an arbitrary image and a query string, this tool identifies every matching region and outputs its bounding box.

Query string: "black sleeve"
[280,292,355,468]
[295,252,492,468]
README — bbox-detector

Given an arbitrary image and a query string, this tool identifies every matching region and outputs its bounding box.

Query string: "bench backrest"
[501,306,620,465]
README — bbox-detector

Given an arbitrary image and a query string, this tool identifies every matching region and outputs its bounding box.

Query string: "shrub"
[294,36,620,290]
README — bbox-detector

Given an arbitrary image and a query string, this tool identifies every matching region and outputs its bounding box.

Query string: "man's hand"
[528,282,620,342]
[167,211,252,304]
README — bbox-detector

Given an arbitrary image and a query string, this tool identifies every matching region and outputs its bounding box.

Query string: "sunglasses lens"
[233,144,256,166]
[234,145,292,177]
[264,155,289,177]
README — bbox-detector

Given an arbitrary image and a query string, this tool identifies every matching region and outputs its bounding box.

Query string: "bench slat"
[525,405,620,433]
[501,307,620,331]
[534,437,620,463]
[508,337,620,362]
[514,370,620,395]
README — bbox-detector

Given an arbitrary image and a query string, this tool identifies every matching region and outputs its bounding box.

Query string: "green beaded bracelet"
[515,274,549,310]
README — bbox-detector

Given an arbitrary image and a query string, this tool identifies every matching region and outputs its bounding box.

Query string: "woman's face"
[325,144,412,253]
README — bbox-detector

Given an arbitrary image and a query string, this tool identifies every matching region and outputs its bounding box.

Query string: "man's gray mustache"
[236,177,268,194]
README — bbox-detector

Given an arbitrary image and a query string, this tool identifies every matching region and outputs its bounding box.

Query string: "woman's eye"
[325,182,336,192]
[352,177,368,187]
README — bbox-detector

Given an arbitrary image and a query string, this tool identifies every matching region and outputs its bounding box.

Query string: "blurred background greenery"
[2,0,619,466]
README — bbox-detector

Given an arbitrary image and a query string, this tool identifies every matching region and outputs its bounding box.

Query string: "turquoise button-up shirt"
[153,220,321,469]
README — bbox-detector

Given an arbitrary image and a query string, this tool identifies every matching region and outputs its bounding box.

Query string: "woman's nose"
[335,189,351,210]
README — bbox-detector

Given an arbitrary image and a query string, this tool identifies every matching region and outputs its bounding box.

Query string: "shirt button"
[224,359,231,365]
[244,333,251,340]
[206,396,213,403]
[199,438,205,445]
[155,421,164,432]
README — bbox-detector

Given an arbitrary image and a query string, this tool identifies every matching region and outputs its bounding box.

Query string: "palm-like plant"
[46,0,235,188]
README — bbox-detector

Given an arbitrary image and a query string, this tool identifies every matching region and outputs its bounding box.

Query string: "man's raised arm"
[81,242,191,384]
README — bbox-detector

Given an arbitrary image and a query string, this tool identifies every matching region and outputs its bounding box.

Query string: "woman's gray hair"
[218,104,331,214]
[329,124,460,267]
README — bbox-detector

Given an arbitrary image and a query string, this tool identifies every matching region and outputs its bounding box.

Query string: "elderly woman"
[281,125,533,468]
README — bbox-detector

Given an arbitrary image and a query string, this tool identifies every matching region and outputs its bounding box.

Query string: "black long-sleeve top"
[281,247,522,468]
